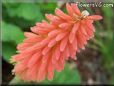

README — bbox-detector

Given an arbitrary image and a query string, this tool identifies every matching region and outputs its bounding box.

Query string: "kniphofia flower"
[11,3,102,82]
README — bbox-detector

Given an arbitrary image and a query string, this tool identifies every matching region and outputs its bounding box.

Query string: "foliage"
[2,21,24,44]
[90,6,114,84]
[2,42,16,62]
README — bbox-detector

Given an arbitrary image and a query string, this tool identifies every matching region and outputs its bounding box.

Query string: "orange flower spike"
[11,3,102,82]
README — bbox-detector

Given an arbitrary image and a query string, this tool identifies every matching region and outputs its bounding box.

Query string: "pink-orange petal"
[69,32,75,43]
[24,32,38,38]
[60,37,68,52]
[71,23,79,34]
[87,15,103,20]
[66,3,74,16]
[55,8,72,20]
[71,3,81,15]
[55,32,67,41]
[28,52,41,68]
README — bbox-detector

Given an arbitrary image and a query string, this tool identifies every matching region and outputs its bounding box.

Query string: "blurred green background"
[1,0,114,85]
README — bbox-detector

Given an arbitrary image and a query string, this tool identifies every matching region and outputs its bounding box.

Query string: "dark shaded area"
[2,58,14,85]
[77,46,109,84]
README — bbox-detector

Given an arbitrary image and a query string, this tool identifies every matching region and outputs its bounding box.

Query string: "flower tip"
[24,32,27,35]
[73,57,77,61]
[66,3,69,6]
[10,56,15,63]
[9,59,14,64]
[88,15,103,20]
[55,7,59,10]
[99,16,103,20]
[55,8,59,13]
[77,50,80,53]
[71,3,76,6]
[82,47,85,50]
[12,69,15,75]
[45,13,48,17]
[92,35,94,38]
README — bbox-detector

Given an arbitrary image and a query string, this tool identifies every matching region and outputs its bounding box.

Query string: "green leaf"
[2,42,16,62]
[17,3,43,21]
[2,21,24,44]
[3,3,20,17]
[5,3,43,22]
[38,3,57,13]
[102,7,113,18]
